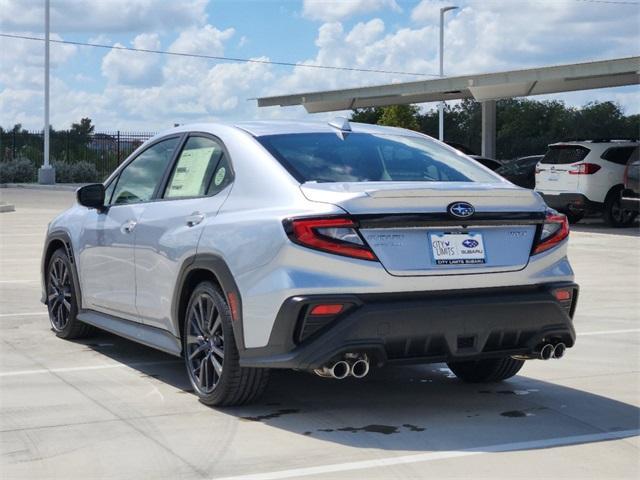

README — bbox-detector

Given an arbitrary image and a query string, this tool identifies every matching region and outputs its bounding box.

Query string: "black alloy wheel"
[47,255,73,331]
[185,290,225,394]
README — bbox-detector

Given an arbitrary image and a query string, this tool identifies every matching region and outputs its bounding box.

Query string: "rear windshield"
[257,133,498,183]
[541,145,590,165]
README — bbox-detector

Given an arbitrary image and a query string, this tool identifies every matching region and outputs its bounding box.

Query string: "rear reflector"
[227,292,239,321]
[310,304,344,316]
[554,290,572,301]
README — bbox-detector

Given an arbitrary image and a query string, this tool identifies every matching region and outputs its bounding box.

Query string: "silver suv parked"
[41,119,578,406]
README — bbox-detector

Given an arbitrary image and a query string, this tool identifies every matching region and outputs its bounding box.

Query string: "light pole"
[38,0,55,184]
[438,5,458,141]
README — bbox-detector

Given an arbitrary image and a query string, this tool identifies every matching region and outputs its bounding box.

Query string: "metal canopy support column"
[481,100,496,159]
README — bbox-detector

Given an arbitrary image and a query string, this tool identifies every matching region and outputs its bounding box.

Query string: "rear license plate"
[430,232,486,265]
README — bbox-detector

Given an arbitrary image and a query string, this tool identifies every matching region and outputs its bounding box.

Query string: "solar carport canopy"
[256,56,640,113]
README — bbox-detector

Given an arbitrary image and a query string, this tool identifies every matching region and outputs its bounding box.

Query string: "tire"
[46,248,93,339]
[183,281,269,406]
[447,357,525,383]
[604,189,637,227]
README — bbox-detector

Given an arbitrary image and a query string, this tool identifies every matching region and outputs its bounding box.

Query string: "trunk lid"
[300,181,546,276]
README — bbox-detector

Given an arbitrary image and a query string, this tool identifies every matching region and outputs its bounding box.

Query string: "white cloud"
[0,0,208,33]
[0,32,76,90]
[101,34,163,87]
[411,1,457,24]
[1,0,639,131]
[302,0,401,22]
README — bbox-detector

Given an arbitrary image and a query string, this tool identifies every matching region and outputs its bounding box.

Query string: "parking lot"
[0,186,638,480]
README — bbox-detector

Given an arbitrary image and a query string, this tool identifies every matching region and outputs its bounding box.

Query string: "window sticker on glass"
[214,167,226,186]
[167,147,214,197]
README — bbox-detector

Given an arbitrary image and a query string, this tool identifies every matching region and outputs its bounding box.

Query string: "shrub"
[0,158,37,183]
[53,160,100,183]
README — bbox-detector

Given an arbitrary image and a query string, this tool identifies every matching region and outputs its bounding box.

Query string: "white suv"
[535,140,639,226]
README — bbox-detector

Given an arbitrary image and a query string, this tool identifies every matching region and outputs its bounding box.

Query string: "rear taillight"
[532,211,570,255]
[569,163,601,175]
[284,217,377,261]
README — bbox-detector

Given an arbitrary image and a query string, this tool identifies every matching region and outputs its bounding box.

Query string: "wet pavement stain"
[501,410,534,418]
[338,425,399,435]
[311,424,425,435]
[241,408,300,422]
[480,389,537,396]
[402,424,425,432]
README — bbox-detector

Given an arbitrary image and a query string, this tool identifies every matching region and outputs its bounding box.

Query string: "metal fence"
[0,130,157,180]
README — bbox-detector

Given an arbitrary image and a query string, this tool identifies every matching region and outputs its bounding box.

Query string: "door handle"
[186,212,205,227]
[121,220,137,234]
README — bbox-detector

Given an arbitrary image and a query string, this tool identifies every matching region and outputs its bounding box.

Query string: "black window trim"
[158,132,236,202]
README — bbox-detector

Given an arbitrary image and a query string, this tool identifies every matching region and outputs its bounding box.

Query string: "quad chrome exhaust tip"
[314,360,350,379]
[350,358,370,379]
[513,342,568,361]
[539,343,554,361]
[314,353,370,379]
[552,342,566,359]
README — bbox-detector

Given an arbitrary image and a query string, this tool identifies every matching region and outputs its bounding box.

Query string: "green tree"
[377,104,420,130]
[350,107,384,124]
[70,118,95,146]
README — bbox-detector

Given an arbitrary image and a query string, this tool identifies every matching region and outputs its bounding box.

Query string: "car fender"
[41,230,83,310]
[171,253,246,353]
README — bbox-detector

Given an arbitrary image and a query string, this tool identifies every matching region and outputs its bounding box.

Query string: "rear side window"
[258,133,497,183]
[541,146,590,165]
[601,146,638,166]
[164,136,231,199]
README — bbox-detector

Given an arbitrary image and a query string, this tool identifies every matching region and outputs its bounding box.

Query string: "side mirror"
[77,184,106,210]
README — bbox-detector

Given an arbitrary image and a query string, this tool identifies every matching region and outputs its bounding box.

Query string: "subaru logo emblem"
[462,239,478,248]
[448,202,475,218]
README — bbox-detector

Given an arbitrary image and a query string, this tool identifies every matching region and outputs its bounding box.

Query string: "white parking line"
[0,360,181,377]
[212,429,639,480]
[580,328,640,336]
[0,311,47,318]
[0,279,39,284]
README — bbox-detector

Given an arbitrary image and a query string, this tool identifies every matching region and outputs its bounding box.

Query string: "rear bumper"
[621,189,640,213]
[538,192,601,214]
[239,282,578,370]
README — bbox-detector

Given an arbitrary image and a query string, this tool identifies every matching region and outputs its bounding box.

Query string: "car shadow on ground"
[76,331,640,454]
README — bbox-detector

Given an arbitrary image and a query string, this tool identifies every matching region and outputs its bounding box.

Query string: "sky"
[1,0,639,131]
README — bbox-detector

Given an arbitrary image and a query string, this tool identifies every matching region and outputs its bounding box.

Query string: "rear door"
[134,134,234,335]
[535,145,589,193]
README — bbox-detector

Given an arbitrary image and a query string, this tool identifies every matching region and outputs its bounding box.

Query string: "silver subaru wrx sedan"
[41,119,578,406]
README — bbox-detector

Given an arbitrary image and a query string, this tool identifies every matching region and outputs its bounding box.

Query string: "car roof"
[232,119,426,137]
[154,119,427,139]
[548,140,639,147]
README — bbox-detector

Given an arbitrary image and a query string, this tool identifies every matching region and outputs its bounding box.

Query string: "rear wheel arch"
[604,183,625,203]
[173,254,245,354]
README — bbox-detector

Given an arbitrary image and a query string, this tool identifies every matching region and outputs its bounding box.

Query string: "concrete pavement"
[0,187,638,479]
